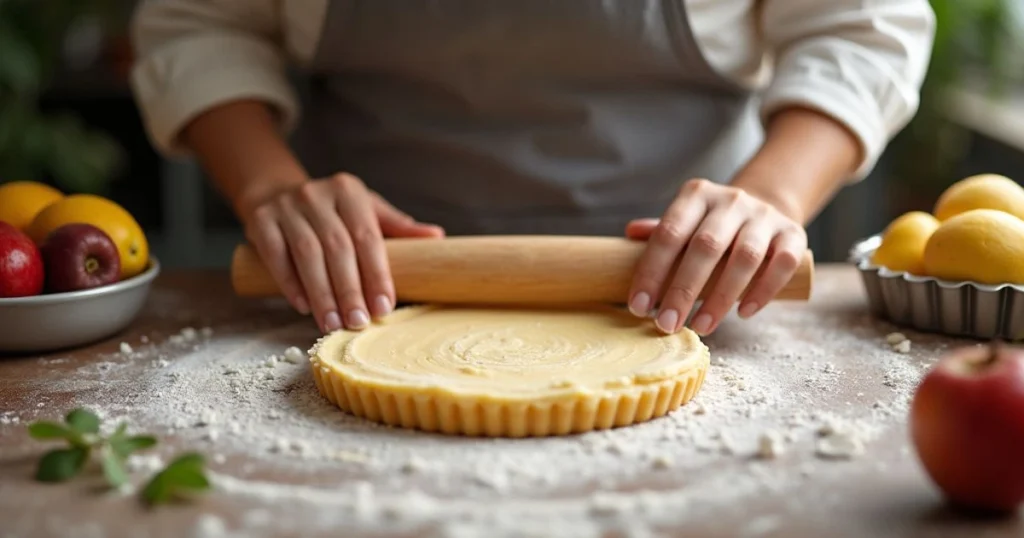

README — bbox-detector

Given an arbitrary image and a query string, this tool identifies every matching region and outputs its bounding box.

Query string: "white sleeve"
[128,0,301,157]
[758,0,936,178]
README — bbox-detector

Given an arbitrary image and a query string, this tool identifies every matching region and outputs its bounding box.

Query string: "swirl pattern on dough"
[309,305,710,437]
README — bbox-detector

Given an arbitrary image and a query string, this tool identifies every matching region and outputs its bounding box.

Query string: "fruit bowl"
[0,258,160,354]
[849,236,1024,341]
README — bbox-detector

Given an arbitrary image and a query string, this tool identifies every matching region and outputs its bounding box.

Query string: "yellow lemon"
[0,181,65,231]
[870,211,940,275]
[27,194,149,279]
[922,208,1024,285]
[933,173,1024,221]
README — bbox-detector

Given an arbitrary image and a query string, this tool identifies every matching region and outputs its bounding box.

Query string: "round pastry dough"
[309,304,709,437]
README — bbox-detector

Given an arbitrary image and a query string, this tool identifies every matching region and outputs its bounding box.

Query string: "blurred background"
[2,0,1023,268]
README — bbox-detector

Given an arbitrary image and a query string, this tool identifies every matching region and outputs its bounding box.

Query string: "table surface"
[1,265,1022,538]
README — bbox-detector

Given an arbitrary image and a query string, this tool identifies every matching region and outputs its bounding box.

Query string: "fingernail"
[656,309,679,333]
[372,295,392,317]
[347,309,370,329]
[690,313,712,335]
[629,292,651,316]
[323,311,342,332]
[294,296,310,315]
[738,302,759,318]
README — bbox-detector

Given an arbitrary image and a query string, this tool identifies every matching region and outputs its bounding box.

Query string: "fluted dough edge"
[307,305,711,437]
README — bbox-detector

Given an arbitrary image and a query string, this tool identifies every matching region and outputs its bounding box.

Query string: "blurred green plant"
[888,0,1024,192]
[0,0,126,193]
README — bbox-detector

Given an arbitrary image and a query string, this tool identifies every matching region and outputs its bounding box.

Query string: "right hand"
[238,172,445,333]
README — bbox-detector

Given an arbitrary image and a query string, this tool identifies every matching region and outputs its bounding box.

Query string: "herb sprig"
[27,407,210,506]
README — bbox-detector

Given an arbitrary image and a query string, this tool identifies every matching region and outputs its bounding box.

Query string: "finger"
[244,206,310,316]
[737,228,806,319]
[656,205,746,334]
[330,177,394,321]
[277,206,341,333]
[689,220,772,335]
[626,185,708,318]
[372,193,445,238]
[624,218,659,240]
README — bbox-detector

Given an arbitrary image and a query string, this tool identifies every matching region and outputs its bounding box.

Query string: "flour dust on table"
[2,303,940,538]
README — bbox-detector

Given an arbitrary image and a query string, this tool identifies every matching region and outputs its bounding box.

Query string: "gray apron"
[291,0,759,236]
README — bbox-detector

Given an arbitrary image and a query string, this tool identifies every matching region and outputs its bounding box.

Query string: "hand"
[238,173,444,333]
[625,178,806,335]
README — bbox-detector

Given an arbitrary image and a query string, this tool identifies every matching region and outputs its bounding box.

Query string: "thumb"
[625,218,660,240]
[372,195,446,238]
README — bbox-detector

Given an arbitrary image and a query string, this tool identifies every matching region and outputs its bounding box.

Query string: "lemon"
[0,181,65,231]
[870,211,940,275]
[922,208,1024,285]
[27,194,150,279]
[933,174,1024,221]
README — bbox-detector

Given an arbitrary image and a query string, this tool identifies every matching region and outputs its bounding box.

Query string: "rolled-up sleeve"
[128,0,300,157]
[758,0,936,178]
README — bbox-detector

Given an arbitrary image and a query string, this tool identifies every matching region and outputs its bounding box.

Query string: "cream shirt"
[129,0,935,178]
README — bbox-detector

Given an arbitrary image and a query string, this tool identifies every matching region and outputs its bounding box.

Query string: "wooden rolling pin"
[231,235,813,305]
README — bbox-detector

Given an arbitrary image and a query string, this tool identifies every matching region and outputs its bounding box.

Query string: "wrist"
[728,106,860,225]
[233,172,308,219]
[731,174,807,224]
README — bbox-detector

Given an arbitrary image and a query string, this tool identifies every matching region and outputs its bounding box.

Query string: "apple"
[0,221,45,297]
[39,223,121,293]
[910,343,1024,514]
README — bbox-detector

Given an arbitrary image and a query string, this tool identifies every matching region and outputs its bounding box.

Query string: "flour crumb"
[588,493,622,516]
[893,339,911,354]
[191,513,226,538]
[180,327,198,341]
[200,327,214,338]
[756,431,784,460]
[283,346,304,364]
[204,430,220,442]
[126,454,163,473]
[885,332,907,345]
[269,438,289,453]
[140,335,149,343]
[119,342,133,355]
[401,457,425,474]
[651,454,674,469]
[692,403,707,415]
[815,431,864,460]
[196,410,218,427]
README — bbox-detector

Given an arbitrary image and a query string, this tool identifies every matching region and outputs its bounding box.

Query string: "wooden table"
[1,266,1022,538]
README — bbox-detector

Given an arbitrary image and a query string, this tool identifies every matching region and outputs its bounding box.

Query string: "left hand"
[625,178,807,335]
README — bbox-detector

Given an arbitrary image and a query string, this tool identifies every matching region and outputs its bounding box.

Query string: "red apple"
[0,221,44,297]
[39,223,121,293]
[910,343,1024,513]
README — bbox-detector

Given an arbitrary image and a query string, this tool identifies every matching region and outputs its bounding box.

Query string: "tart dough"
[309,304,709,437]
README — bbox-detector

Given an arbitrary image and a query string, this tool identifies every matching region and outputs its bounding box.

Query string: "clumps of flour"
[886,332,911,354]
[2,297,932,538]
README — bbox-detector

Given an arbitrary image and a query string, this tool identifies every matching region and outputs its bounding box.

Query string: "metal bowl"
[0,258,161,354]
[849,236,1024,341]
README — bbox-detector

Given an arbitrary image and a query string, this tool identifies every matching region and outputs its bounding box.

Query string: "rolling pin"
[230,235,813,305]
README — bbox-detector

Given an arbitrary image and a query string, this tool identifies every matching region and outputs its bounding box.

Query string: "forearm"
[181,99,308,218]
[729,106,862,225]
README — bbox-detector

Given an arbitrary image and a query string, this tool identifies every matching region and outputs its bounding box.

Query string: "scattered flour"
[1,297,933,537]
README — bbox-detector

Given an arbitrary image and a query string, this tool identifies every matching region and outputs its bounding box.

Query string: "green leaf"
[142,453,211,506]
[64,408,100,435]
[110,435,158,460]
[27,421,75,440]
[35,447,89,482]
[100,447,128,488]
